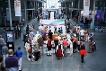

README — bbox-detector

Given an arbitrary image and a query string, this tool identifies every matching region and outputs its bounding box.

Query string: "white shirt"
[39,26,44,31]
[80,29,85,36]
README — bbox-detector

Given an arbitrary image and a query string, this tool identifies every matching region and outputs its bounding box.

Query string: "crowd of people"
[0,34,23,71]
[22,22,96,63]
[0,19,97,71]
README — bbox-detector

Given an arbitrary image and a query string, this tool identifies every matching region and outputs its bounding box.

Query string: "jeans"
[3,54,8,67]
[18,58,22,70]
[8,67,18,71]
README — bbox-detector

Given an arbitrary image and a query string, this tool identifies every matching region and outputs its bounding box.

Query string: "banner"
[83,0,90,16]
[14,0,21,16]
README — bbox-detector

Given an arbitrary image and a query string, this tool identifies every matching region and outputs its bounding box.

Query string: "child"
[56,44,63,59]
[79,42,87,63]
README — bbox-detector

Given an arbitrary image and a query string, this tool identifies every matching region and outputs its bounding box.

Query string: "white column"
[8,0,12,30]
[24,0,26,21]
[90,0,95,29]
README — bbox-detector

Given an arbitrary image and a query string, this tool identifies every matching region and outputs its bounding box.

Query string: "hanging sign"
[14,0,21,16]
[83,0,90,16]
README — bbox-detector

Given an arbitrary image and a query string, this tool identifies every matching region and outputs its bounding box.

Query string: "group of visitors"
[23,22,97,64]
[0,35,23,71]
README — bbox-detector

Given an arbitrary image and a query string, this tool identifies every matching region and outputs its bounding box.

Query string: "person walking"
[5,49,18,71]
[79,42,87,63]
[15,47,23,71]
[37,35,44,55]
[25,41,31,60]
[0,55,6,71]
[2,43,8,67]
[0,35,5,55]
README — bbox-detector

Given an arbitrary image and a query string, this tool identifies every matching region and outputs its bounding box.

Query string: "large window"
[26,1,34,9]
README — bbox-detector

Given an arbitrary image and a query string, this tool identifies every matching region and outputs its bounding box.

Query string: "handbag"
[28,48,32,53]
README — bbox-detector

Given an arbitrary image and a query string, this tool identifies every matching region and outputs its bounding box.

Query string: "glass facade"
[60,0,106,27]
[0,0,44,27]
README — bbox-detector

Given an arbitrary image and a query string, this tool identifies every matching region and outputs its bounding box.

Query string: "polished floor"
[1,19,106,71]
[15,32,106,71]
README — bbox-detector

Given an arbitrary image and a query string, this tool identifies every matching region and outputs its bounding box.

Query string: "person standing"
[17,24,21,38]
[56,44,63,59]
[0,35,5,55]
[73,36,77,53]
[48,30,53,40]
[54,37,59,54]
[79,42,87,63]
[47,37,52,56]
[5,49,18,71]
[62,37,68,57]
[37,35,44,55]
[60,27,63,34]
[15,47,23,71]
[23,32,27,45]
[15,25,18,39]
[0,55,6,71]
[26,24,29,35]
[25,41,31,60]
[2,43,8,67]
[68,39,73,56]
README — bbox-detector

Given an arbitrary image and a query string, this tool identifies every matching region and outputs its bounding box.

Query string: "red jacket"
[80,49,87,56]
[62,40,68,46]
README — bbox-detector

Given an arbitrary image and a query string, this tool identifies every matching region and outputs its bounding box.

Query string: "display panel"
[6,31,13,42]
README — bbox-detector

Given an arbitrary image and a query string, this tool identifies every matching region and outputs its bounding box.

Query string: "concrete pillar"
[8,0,12,30]
[24,0,26,21]
[90,0,95,29]
[34,2,35,18]
[36,2,38,10]
[0,1,1,26]
[19,0,22,23]
[78,0,80,24]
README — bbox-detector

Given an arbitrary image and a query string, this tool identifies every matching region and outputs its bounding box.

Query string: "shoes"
[47,55,51,56]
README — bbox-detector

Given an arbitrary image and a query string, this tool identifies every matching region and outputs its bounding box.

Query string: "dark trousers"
[92,45,96,51]
[63,46,67,57]
[18,30,21,38]
[15,31,18,39]
[0,45,2,55]
[81,55,84,63]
